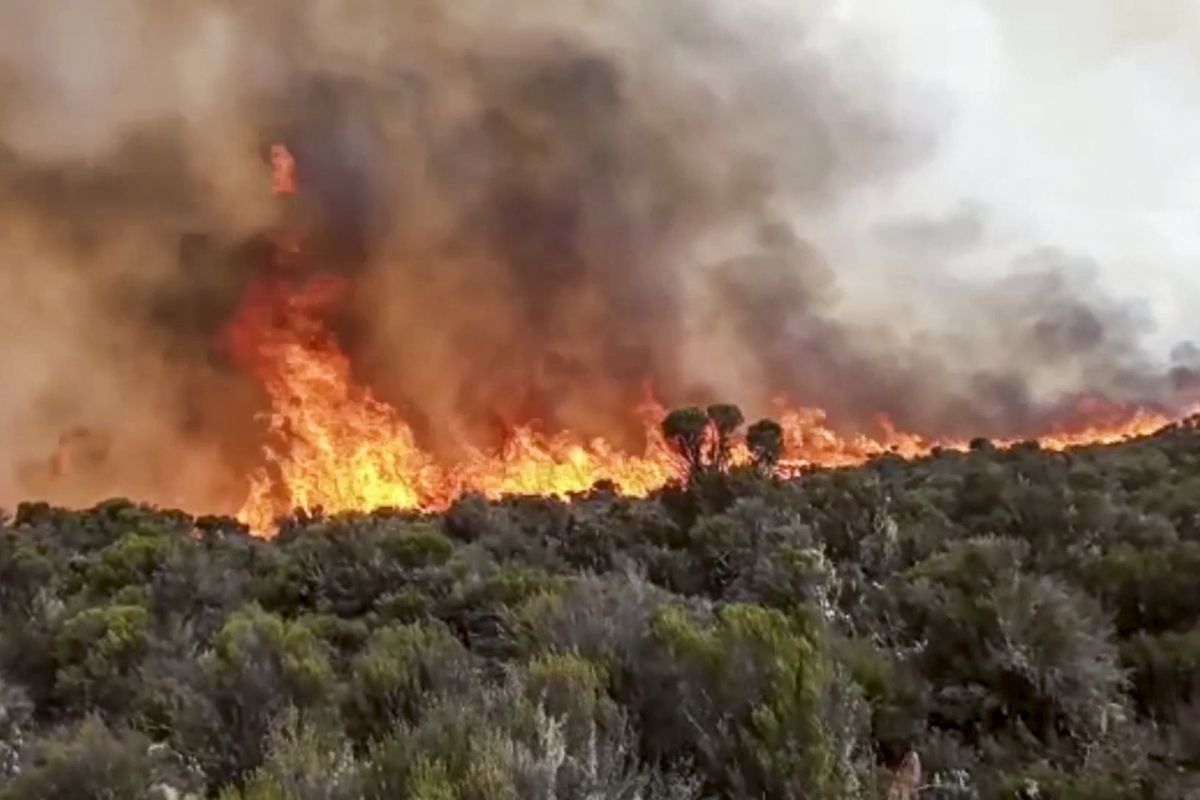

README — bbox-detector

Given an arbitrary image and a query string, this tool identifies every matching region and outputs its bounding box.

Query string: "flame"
[225,268,682,532]
[270,143,297,196]
[220,266,681,534]
[225,278,682,532]
[224,145,1185,534]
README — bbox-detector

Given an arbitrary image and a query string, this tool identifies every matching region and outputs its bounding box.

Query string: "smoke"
[0,0,1197,508]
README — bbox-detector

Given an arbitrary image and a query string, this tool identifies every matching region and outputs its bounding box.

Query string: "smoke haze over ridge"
[0,0,1197,510]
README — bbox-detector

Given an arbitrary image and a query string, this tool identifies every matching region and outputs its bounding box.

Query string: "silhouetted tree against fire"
[747,418,784,474]
[662,403,751,483]
[663,404,786,484]
[661,406,710,479]
[706,403,745,471]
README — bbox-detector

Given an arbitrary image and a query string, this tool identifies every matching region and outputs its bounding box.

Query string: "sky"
[810,0,1200,356]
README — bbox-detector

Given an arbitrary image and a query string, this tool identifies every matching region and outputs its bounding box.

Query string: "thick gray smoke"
[0,0,1197,509]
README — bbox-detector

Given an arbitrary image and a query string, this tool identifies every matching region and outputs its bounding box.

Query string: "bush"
[902,540,1125,756]
[345,621,473,743]
[4,422,1200,795]
[0,677,32,778]
[164,605,335,787]
[511,572,669,678]
[378,524,455,569]
[53,603,150,714]
[220,709,362,800]
[639,603,869,798]
[86,531,179,597]
[2,716,153,800]
[521,652,616,749]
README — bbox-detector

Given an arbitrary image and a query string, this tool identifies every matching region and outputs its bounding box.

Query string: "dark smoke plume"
[0,0,1197,509]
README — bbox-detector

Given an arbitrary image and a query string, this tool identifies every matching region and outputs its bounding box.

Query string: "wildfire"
[222,145,1183,534]
[226,144,685,532]
[223,268,682,532]
[270,143,296,196]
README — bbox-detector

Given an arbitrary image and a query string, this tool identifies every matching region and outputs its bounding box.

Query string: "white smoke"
[807,0,1200,358]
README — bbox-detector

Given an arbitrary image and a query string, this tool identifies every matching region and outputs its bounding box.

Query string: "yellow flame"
[227,146,1181,535]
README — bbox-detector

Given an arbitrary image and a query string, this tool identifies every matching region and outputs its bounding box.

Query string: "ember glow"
[211,145,1185,534]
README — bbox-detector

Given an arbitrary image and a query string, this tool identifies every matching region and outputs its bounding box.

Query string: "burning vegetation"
[5,4,1200,796]
[197,144,1184,534]
[1,2,1197,531]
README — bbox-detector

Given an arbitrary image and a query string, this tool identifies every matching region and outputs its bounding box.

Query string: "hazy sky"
[809,0,1200,356]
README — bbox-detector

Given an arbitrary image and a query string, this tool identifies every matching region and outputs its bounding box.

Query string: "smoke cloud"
[0,0,1197,509]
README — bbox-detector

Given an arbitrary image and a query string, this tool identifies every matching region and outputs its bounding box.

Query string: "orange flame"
[226,282,681,532]
[225,145,1185,534]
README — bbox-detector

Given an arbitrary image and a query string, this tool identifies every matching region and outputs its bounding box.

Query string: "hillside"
[3,420,1200,799]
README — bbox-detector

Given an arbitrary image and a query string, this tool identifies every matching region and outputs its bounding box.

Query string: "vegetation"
[3,410,1200,798]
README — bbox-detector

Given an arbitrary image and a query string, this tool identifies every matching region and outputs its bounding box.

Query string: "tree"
[661,407,710,479]
[706,404,745,471]
[663,404,754,481]
[747,419,784,474]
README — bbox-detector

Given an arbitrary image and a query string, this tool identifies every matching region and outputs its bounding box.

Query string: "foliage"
[0,715,173,800]
[3,422,1200,796]
[747,418,785,473]
[661,406,711,479]
[640,603,868,797]
[344,621,473,743]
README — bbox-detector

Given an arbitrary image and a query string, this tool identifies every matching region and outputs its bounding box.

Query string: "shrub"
[53,603,150,714]
[5,422,1200,794]
[903,541,1125,755]
[345,621,473,743]
[378,524,455,569]
[639,603,868,798]
[0,677,32,778]
[164,605,336,787]
[86,531,179,597]
[220,709,362,800]
[2,716,153,800]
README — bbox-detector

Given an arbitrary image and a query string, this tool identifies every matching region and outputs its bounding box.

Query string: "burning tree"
[660,403,784,483]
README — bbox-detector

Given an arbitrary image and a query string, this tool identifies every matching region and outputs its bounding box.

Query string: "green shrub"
[210,605,334,704]
[86,531,178,596]
[345,621,473,743]
[220,709,362,800]
[904,541,1125,755]
[1,716,153,800]
[53,603,150,713]
[521,652,616,748]
[171,605,336,786]
[5,422,1200,795]
[1123,626,1200,718]
[641,603,867,798]
[378,524,455,569]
